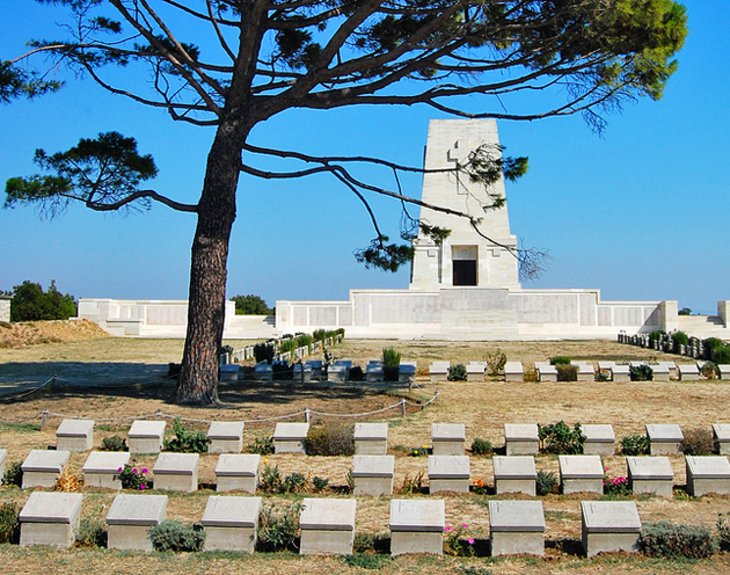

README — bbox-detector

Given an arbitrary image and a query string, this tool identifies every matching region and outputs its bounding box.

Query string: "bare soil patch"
[0,319,110,349]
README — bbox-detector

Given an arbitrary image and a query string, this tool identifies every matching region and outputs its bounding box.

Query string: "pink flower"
[132,468,138,474]
[468,538,475,545]
[139,483,146,490]
[141,468,149,474]
[444,526,452,533]
[117,466,123,472]
[462,523,469,529]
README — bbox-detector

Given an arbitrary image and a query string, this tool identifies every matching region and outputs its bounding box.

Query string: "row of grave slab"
[15,491,649,558]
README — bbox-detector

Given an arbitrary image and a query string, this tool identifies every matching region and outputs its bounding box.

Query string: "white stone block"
[611,364,631,382]
[352,455,394,496]
[273,422,309,454]
[504,361,523,382]
[207,421,244,454]
[82,451,131,489]
[559,455,604,494]
[128,420,166,454]
[429,361,449,383]
[106,493,167,551]
[354,423,389,455]
[21,449,70,489]
[19,492,82,548]
[626,456,673,497]
[489,500,545,556]
[0,448,6,484]
[428,455,470,494]
[466,361,485,382]
[582,424,615,456]
[431,423,465,455]
[713,424,730,455]
[215,454,260,493]
[536,364,557,382]
[504,423,539,455]
[581,501,641,557]
[493,455,536,496]
[575,363,595,382]
[56,419,94,452]
[646,424,683,455]
[390,499,444,556]
[718,365,730,380]
[153,452,199,492]
[677,364,700,381]
[685,455,730,496]
[299,498,357,555]
[202,495,262,552]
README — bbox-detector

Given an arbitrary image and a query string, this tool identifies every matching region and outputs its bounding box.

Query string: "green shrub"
[555,364,577,382]
[348,365,364,381]
[447,364,467,381]
[259,464,283,493]
[11,279,76,321]
[76,518,107,548]
[253,342,275,364]
[672,330,689,346]
[231,294,272,315]
[296,333,313,351]
[149,520,205,552]
[717,512,730,550]
[3,460,23,487]
[700,361,719,379]
[100,435,128,452]
[621,433,650,455]
[115,463,152,490]
[536,470,558,495]
[342,555,390,570]
[470,437,492,456]
[713,347,730,364]
[382,347,401,368]
[629,364,653,381]
[0,502,20,544]
[279,338,296,354]
[595,371,610,382]
[538,421,584,454]
[312,476,329,492]
[549,356,571,365]
[305,422,355,456]
[272,361,292,380]
[681,428,714,455]
[247,435,274,455]
[164,417,211,453]
[704,337,725,352]
[638,521,717,558]
[282,472,307,493]
[257,502,301,552]
[603,474,631,496]
[649,330,666,342]
[485,349,507,376]
[353,531,390,554]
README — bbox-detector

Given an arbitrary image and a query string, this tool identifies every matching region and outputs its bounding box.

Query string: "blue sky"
[0,1,727,315]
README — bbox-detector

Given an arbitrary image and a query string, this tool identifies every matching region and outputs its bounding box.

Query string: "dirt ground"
[1,333,730,574]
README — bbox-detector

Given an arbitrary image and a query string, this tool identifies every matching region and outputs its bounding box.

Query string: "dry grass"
[2,336,730,574]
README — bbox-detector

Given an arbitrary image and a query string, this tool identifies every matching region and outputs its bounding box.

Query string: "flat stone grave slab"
[328,364,347,382]
[718,365,730,380]
[82,451,131,489]
[626,456,673,497]
[21,449,70,489]
[400,362,417,382]
[489,500,545,556]
[559,455,604,494]
[274,422,309,454]
[713,424,730,455]
[651,363,671,380]
[677,363,700,381]
[106,493,167,551]
[493,456,536,496]
[352,455,394,496]
[581,501,641,557]
[685,455,730,496]
[646,424,683,455]
[365,362,383,382]
[299,497,357,555]
[432,423,466,455]
[428,455,470,494]
[429,361,449,382]
[575,363,595,382]
[128,420,166,454]
[207,421,244,454]
[504,361,523,383]
[466,362,485,382]
[254,362,273,380]
[0,448,6,483]
[390,499,445,556]
[153,452,199,492]
[215,454,260,493]
[202,495,262,552]
[19,492,83,548]
[611,364,631,382]
[354,422,389,455]
[535,363,557,382]
[292,363,313,382]
[504,423,539,455]
[582,424,615,456]
[56,419,94,452]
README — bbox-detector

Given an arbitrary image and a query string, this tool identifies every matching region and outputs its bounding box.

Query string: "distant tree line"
[230,294,273,316]
[7,280,76,322]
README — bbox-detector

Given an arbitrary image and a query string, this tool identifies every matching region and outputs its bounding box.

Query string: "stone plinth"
[432,423,466,455]
[19,492,82,548]
[575,363,595,383]
[582,424,615,456]
[293,363,313,382]
[328,364,347,382]
[536,363,557,383]
[646,424,683,455]
[365,362,383,382]
[713,424,730,455]
[429,361,449,383]
[718,365,730,380]
[685,455,730,496]
[428,455,470,494]
[352,455,394,496]
[489,500,545,556]
[677,364,700,381]
[504,423,539,456]
[0,448,6,484]
[651,363,672,381]
[611,364,631,383]
[274,422,309,454]
[354,422,388,455]
[106,493,167,551]
[493,456,536,496]
[254,362,273,381]
[299,498,357,555]
[626,456,673,498]
[128,420,166,454]
[581,501,641,557]
[390,499,444,556]
[207,421,244,454]
[56,419,94,452]
[504,361,523,383]
[466,362,485,382]
[559,455,604,495]
[202,495,262,552]
[82,451,131,489]
[153,452,199,492]
[21,449,70,489]
[215,454,260,493]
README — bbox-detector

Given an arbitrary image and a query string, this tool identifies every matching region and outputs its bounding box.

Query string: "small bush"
[717,512,730,550]
[549,356,571,365]
[538,421,584,454]
[595,371,610,382]
[259,464,283,493]
[621,433,650,455]
[382,347,401,368]
[536,470,558,495]
[54,467,83,492]
[282,472,307,493]
[76,518,107,548]
[470,437,492,456]
[342,555,390,570]
[603,474,631,496]
[257,502,301,552]
[247,435,274,455]
[353,531,390,554]
[523,369,538,383]
[348,365,364,381]
[638,521,717,558]
[485,349,507,376]
[312,476,329,492]
[149,520,205,552]
[443,522,476,556]
[115,463,152,491]
[681,428,714,455]
[164,418,211,453]
[704,337,725,352]
[649,330,666,342]
[555,364,577,382]
[447,364,467,381]
[305,422,355,456]
[714,347,730,364]
[100,435,128,452]
[399,471,425,494]
[672,331,690,346]
[700,361,719,379]
[630,364,653,381]
[3,460,23,487]
[253,342,275,364]
[0,502,20,544]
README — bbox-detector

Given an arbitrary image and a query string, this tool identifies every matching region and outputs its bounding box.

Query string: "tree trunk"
[175,119,249,404]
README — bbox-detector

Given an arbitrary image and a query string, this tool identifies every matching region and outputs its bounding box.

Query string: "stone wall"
[0,296,10,322]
